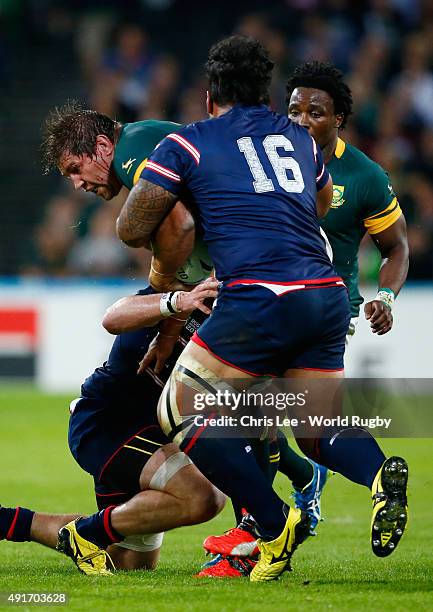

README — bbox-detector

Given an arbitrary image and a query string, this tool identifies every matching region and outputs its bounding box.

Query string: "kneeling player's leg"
[98,449,225,571]
[69,441,224,550]
[57,440,224,576]
[0,508,80,548]
[107,537,162,571]
[110,443,225,536]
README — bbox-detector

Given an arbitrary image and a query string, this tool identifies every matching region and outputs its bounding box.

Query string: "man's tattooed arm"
[116,179,178,248]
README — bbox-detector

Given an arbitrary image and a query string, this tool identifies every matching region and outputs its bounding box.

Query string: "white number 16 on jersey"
[237,135,305,194]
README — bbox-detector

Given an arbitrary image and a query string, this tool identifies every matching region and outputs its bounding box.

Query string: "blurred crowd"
[2,0,433,280]
[23,190,152,278]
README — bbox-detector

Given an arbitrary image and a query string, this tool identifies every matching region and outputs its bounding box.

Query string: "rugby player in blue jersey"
[199,61,411,576]
[115,35,408,582]
[0,280,228,575]
[2,274,319,578]
[1,276,294,578]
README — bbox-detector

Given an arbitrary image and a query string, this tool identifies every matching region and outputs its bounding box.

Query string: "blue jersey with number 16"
[141,104,336,284]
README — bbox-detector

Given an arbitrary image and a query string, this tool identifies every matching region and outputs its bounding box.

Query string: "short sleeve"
[362,166,402,235]
[140,130,200,195]
[312,136,330,191]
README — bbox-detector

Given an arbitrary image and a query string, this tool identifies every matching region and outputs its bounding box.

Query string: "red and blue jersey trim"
[191,332,273,377]
[226,276,345,297]
[145,161,181,182]
[167,133,200,165]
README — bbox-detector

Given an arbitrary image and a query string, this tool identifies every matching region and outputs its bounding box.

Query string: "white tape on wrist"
[375,288,395,310]
[170,291,182,313]
[159,293,172,317]
[159,291,183,317]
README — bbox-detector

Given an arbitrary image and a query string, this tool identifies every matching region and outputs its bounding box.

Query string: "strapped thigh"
[157,351,230,444]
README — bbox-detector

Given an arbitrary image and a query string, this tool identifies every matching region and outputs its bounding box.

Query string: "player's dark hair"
[41,100,117,173]
[206,35,274,107]
[286,61,353,128]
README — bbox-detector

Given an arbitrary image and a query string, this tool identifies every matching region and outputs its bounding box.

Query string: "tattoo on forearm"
[117,179,177,246]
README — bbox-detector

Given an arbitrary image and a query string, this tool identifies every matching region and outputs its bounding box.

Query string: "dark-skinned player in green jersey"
[201,61,409,578]
[286,61,408,335]
[286,58,409,555]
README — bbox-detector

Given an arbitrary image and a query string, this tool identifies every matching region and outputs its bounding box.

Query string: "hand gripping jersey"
[141,104,336,284]
[112,120,213,284]
[322,138,403,316]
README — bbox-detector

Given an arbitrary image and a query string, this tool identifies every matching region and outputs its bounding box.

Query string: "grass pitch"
[0,386,432,611]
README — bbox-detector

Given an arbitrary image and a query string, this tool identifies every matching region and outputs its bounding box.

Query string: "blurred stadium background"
[0,0,432,388]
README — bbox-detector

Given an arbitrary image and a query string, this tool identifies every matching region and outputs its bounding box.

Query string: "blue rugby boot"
[293,461,328,535]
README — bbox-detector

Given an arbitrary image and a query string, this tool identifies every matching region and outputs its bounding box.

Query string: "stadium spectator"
[67,204,131,277]
[89,23,163,122]
[23,195,80,277]
[391,32,433,130]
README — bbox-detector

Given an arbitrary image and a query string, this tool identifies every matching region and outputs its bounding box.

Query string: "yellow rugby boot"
[57,519,115,576]
[371,456,408,557]
[250,507,310,582]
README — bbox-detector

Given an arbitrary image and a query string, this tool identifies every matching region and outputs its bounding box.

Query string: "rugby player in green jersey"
[42,101,212,293]
[42,101,219,371]
[284,61,409,554]
[286,61,409,336]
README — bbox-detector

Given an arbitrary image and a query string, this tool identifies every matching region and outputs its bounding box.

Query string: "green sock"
[277,430,313,490]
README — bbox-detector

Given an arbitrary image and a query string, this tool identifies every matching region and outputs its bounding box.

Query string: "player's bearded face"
[288,87,339,149]
[59,140,121,201]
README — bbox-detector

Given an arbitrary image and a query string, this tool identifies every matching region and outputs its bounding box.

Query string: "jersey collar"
[334,137,346,159]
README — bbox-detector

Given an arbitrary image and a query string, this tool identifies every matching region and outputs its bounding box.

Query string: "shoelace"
[230,557,255,576]
[293,480,322,520]
[238,515,259,536]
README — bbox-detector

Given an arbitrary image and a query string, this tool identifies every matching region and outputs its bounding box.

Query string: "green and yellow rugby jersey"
[112,120,213,284]
[321,138,402,317]
[113,120,182,190]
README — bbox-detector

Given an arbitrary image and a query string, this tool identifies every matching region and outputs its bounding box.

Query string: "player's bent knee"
[107,543,161,571]
[201,485,226,521]
[213,487,226,515]
[188,483,226,524]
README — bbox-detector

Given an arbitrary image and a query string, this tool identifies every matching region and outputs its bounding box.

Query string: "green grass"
[0,387,432,611]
